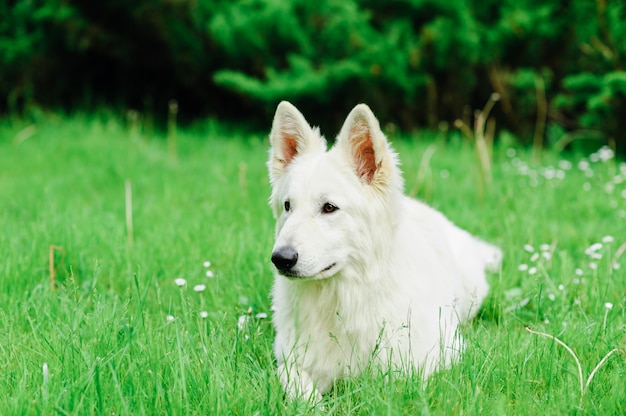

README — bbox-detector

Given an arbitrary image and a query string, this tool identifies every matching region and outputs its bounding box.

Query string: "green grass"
[0,113,624,415]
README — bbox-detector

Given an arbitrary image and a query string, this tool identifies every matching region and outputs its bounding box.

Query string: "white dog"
[268,101,501,402]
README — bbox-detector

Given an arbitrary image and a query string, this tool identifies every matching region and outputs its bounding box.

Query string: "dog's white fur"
[268,102,501,401]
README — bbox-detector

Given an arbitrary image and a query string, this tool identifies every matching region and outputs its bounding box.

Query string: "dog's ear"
[336,104,398,188]
[268,101,325,180]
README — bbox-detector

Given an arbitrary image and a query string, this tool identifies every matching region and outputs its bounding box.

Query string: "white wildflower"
[518,263,529,271]
[540,244,551,251]
[558,284,564,291]
[199,311,209,318]
[193,284,206,292]
[166,315,175,322]
[598,146,614,162]
[206,270,215,278]
[575,268,584,276]
[255,312,268,319]
[589,262,598,270]
[585,243,603,254]
[174,278,187,287]
[542,252,552,260]
[604,302,613,310]
[528,267,537,275]
[602,235,614,243]
[524,244,535,253]
[530,253,540,262]
[548,293,556,301]
[43,363,49,385]
[237,315,249,330]
[203,260,212,268]
[578,160,590,171]
[558,160,572,170]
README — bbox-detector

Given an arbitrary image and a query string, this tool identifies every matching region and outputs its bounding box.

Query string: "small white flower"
[559,160,572,170]
[524,244,535,253]
[193,284,206,292]
[43,363,49,384]
[575,268,584,276]
[203,260,212,268]
[556,170,566,180]
[604,302,613,310]
[518,263,529,271]
[540,244,551,252]
[548,293,556,301]
[528,267,537,275]
[166,315,175,322]
[574,298,581,305]
[613,263,621,270]
[598,146,614,162]
[589,252,603,260]
[542,252,552,260]
[530,253,540,262]
[601,236,614,244]
[558,284,564,291]
[199,311,209,318]
[578,160,590,171]
[544,319,550,324]
[573,278,580,285]
[255,312,268,319]
[585,243,603,254]
[205,270,215,278]
[237,315,249,330]
[174,278,187,287]
[589,262,598,270]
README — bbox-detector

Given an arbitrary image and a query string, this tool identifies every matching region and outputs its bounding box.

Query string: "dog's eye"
[322,203,338,214]
[284,201,291,212]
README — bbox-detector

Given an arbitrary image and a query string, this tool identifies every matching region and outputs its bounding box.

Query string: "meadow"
[0,113,624,415]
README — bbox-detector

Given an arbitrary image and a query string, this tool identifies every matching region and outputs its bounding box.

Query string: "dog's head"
[268,102,403,280]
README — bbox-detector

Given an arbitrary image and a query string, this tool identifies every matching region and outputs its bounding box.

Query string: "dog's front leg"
[278,362,322,404]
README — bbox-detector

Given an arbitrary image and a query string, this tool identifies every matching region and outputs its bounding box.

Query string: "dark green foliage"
[1,0,625,147]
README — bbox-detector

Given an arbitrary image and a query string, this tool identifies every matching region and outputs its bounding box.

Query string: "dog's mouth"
[281,263,337,279]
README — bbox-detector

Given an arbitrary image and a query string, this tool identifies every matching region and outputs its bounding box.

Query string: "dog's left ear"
[336,104,398,188]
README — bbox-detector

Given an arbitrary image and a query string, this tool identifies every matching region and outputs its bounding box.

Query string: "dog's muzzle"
[271,246,298,274]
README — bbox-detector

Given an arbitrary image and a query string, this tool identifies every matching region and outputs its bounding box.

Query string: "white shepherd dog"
[268,101,502,402]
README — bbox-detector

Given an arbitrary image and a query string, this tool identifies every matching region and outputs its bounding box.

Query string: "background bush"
[1,0,625,148]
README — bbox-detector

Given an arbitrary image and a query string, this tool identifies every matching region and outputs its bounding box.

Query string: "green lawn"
[0,113,624,415]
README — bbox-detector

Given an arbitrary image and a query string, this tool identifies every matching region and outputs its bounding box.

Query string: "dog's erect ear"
[336,104,397,188]
[269,101,325,180]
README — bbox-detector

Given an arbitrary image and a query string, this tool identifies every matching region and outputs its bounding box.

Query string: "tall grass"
[0,114,624,415]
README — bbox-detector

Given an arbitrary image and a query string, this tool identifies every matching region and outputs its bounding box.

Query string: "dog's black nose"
[271,247,298,272]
